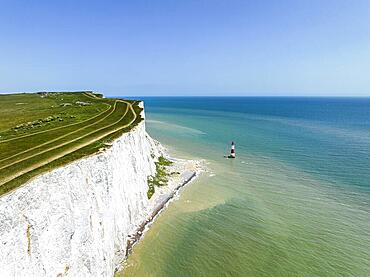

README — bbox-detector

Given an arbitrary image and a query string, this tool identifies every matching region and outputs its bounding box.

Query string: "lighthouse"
[230,141,235,158]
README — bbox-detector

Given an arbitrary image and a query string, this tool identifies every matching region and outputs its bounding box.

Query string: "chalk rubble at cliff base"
[0,120,202,277]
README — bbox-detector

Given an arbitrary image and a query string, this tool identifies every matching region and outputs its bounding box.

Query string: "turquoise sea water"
[120,97,370,276]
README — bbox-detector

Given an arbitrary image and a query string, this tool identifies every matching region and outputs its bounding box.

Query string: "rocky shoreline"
[116,155,203,274]
[124,172,197,257]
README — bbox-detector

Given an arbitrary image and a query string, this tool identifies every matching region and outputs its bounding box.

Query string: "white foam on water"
[147,120,206,135]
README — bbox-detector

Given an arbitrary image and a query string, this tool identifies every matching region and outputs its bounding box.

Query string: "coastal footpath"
[0,101,201,276]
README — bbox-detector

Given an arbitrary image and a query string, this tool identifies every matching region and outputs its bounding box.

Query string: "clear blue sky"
[1,0,370,96]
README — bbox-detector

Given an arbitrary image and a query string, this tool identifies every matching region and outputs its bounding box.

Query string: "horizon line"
[1,91,370,98]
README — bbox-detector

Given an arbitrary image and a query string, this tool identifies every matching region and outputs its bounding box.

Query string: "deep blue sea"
[120,97,370,276]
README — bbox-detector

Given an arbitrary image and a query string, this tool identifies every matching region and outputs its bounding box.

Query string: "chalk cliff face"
[0,107,161,277]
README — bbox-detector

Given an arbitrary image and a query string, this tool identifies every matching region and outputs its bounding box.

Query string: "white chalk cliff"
[0,105,162,277]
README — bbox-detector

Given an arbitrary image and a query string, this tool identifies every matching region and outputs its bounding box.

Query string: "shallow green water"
[120,97,370,276]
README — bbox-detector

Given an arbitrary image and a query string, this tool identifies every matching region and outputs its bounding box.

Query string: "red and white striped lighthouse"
[230,141,235,158]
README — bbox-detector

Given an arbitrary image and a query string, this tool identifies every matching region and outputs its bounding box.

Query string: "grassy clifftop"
[0,91,143,196]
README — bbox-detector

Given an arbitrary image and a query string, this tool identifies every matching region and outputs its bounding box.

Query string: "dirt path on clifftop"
[0,102,137,187]
[0,101,119,165]
[0,93,112,144]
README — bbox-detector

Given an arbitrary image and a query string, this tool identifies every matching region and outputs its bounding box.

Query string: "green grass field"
[0,91,143,196]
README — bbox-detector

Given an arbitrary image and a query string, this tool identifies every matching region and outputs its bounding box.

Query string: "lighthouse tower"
[230,141,235,158]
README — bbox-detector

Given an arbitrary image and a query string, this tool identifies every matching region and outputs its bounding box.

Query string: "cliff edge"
[0,114,161,276]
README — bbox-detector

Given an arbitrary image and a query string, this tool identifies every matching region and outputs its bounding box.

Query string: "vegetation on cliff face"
[147,156,173,199]
[0,91,143,196]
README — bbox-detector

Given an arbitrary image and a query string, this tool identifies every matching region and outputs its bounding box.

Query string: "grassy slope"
[0,91,143,196]
[147,156,173,199]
